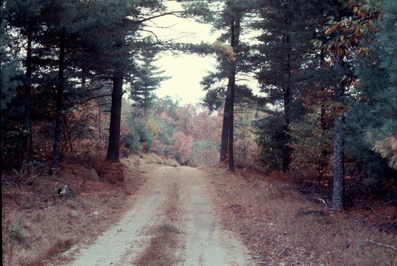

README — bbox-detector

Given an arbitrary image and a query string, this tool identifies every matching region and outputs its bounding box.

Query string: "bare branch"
[135,11,185,24]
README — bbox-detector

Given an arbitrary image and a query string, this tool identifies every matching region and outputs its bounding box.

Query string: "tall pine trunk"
[282,26,292,172]
[332,54,345,211]
[23,31,33,165]
[106,69,123,162]
[282,58,291,172]
[144,88,148,117]
[220,92,231,163]
[319,103,329,178]
[220,18,240,171]
[51,34,65,170]
[318,52,329,178]
[228,65,236,172]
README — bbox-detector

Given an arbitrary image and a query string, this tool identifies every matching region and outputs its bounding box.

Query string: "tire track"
[66,166,253,266]
[67,167,171,266]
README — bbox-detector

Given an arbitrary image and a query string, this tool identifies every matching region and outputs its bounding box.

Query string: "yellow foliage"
[146,116,161,137]
[213,41,236,62]
[372,136,397,170]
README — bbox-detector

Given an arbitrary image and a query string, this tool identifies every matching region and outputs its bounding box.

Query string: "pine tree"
[104,1,166,162]
[55,0,167,162]
[362,0,397,170]
[104,0,215,162]
[347,0,397,173]
[321,0,373,211]
[254,0,317,172]
[3,0,51,164]
[130,48,169,117]
[1,14,22,171]
[40,0,104,169]
[201,0,257,171]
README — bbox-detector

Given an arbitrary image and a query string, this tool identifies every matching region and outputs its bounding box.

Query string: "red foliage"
[172,131,194,164]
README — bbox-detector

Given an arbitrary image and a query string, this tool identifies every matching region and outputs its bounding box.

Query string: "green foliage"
[129,48,169,115]
[180,1,214,23]
[346,0,397,181]
[0,18,21,111]
[255,0,318,98]
[155,118,174,155]
[345,103,397,184]
[126,95,222,167]
[201,0,256,111]
[234,108,258,165]
[253,0,323,172]
[145,114,174,155]
[1,0,171,167]
[1,0,396,211]
[254,115,285,172]
[367,134,397,170]
[152,96,180,121]
[124,131,141,154]
[289,112,332,179]
[202,87,224,112]
[124,110,154,153]
[190,140,218,167]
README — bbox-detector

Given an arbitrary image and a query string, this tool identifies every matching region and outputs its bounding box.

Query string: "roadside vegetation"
[2,156,142,265]
[209,169,397,265]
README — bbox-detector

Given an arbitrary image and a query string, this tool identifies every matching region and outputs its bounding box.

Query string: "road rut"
[67,166,253,266]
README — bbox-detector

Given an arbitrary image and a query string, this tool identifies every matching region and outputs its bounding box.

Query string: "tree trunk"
[81,66,87,89]
[23,31,33,165]
[319,103,328,178]
[332,54,345,211]
[220,18,240,171]
[282,73,291,172]
[318,52,329,179]
[144,87,148,117]
[51,35,65,170]
[220,92,231,163]
[106,69,123,162]
[282,30,292,172]
[228,66,236,172]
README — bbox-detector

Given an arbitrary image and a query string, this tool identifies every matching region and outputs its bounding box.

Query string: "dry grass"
[22,239,74,266]
[209,169,397,265]
[140,153,179,168]
[2,155,145,266]
[134,183,181,266]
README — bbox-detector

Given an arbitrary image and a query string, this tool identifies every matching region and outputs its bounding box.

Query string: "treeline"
[1,0,396,211]
[1,0,160,170]
[122,95,257,168]
[123,97,218,166]
[202,0,397,210]
[0,0,209,173]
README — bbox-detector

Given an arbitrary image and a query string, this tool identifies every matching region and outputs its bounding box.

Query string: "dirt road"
[66,166,254,266]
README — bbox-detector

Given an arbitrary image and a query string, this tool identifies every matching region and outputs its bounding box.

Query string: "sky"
[148,3,261,106]
[149,3,219,105]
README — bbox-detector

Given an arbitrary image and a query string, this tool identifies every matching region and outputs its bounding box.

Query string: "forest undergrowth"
[209,168,397,265]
